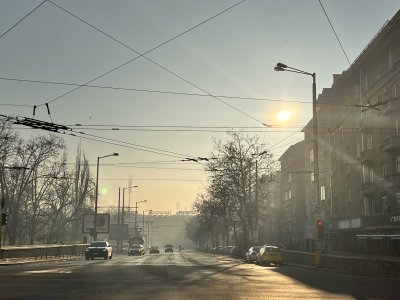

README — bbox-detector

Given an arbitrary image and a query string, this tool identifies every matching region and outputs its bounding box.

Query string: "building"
[280,9,400,256]
[279,141,307,250]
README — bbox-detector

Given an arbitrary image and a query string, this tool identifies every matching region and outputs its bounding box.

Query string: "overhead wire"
[0,76,376,109]
[318,0,351,65]
[0,0,47,40]
[39,1,269,126]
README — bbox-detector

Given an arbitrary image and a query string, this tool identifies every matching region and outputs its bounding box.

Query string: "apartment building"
[280,9,400,256]
[279,141,307,250]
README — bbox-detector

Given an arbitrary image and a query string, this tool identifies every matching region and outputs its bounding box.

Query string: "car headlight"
[102,249,107,252]
[85,249,90,252]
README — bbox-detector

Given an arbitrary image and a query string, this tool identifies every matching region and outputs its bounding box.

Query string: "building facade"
[280,9,400,256]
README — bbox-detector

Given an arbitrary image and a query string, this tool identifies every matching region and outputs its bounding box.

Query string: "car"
[256,245,283,266]
[128,244,145,256]
[165,244,174,253]
[149,246,160,254]
[245,246,262,262]
[85,241,113,260]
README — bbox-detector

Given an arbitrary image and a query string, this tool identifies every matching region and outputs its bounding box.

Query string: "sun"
[277,110,291,122]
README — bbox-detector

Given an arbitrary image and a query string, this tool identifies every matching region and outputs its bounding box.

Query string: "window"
[369,167,374,183]
[357,140,362,157]
[309,149,314,164]
[347,188,352,202]
[382,163,387,177]
[396,156,400,173]
[396,119,399,135]
[367,134,373,149]
[389,50,395,68]
[288,173,292,183]
[396,193,400,212]
[392,84,397,98]
[311,172,315,182]
[288,189,292,199]
[321,186,326,201]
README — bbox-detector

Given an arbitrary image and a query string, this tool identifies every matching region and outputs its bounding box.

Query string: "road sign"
[83,214,110,233]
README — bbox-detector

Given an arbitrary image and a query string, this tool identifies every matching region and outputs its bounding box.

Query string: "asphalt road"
[0,251,399,300]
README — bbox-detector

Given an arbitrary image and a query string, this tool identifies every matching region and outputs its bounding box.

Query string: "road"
[0,250,399,300]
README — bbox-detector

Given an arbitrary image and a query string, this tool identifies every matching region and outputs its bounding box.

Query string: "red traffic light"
[317,220,324,226]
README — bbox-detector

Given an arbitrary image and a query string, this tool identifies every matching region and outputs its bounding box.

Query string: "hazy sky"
[0,0,399,213]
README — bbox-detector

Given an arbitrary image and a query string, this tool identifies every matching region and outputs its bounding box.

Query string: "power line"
[0,76,313,105]
[318,0,351,65]
[0,0,47,40]
[41,1,267,126]
[0,76,378,109]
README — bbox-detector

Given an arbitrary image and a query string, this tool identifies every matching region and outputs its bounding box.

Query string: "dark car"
[165,244,174,253]
[85,241,113,260]
[149,246,160,254]
[128,244,145,256]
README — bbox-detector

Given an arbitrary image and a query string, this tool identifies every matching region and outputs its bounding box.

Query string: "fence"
[282,249,400,277]
[0,244,88,260]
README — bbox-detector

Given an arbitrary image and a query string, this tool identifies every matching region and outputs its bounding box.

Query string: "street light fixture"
[274,63,319,207]
[94,152,119,240]
[134,200,147,237]
[121,185,138,248]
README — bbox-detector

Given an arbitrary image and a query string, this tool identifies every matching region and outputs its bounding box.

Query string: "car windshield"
[90,242,107,247]
[1,2,399,299]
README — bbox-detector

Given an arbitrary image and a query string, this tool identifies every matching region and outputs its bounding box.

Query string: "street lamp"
[274,62,320,207]
[121,185,138,250]
[143,209,152,247]
[94,152,119,240]
[134,200,147,237]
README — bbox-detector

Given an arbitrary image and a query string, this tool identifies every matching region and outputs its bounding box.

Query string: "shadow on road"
[271,265,400,300]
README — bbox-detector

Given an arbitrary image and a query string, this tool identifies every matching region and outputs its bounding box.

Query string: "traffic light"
[1,212,7,226]
[316,219,324,239]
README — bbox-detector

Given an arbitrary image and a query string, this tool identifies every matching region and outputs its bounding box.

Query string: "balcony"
[358,116,374,133]
[358,149,374,165]
[383,173,400,189]
[358,115,388,133]
[360,182,377,196]
[380,135,400,154]
[381,97,400,115]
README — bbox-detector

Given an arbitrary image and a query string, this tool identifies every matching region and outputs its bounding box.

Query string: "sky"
[0,0,399,213]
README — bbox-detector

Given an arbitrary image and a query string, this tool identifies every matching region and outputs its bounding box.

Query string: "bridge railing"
[0,244,88,260]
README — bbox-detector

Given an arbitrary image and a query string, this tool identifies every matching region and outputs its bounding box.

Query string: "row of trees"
[186,132,279,249]
[0,121,94,245]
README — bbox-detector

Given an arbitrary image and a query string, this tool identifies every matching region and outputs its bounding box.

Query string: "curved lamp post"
[274,62,320,206]
[94,152,119,240]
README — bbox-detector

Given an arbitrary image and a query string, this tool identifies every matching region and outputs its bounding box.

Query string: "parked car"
[245,246,262,262]
[165,244,174,253]
[149,246,160,254]
[128,244,145,256]
[85,241,113,260]
[256,245,283,266]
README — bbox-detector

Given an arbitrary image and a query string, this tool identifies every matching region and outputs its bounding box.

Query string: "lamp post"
[143,209,152,247]
[274,63,320,207]
[134,200,147,237]
[121,185,138,251]
[94,152,119,240]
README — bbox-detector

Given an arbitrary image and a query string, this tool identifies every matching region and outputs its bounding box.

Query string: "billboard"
[83,214,110,233]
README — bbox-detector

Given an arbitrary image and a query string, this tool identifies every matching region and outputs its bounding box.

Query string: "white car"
[245,246,261,262]
[85,241,113,260]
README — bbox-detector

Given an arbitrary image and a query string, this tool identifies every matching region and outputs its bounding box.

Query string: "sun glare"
[101,187,108,195]
[278,110,291,122]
